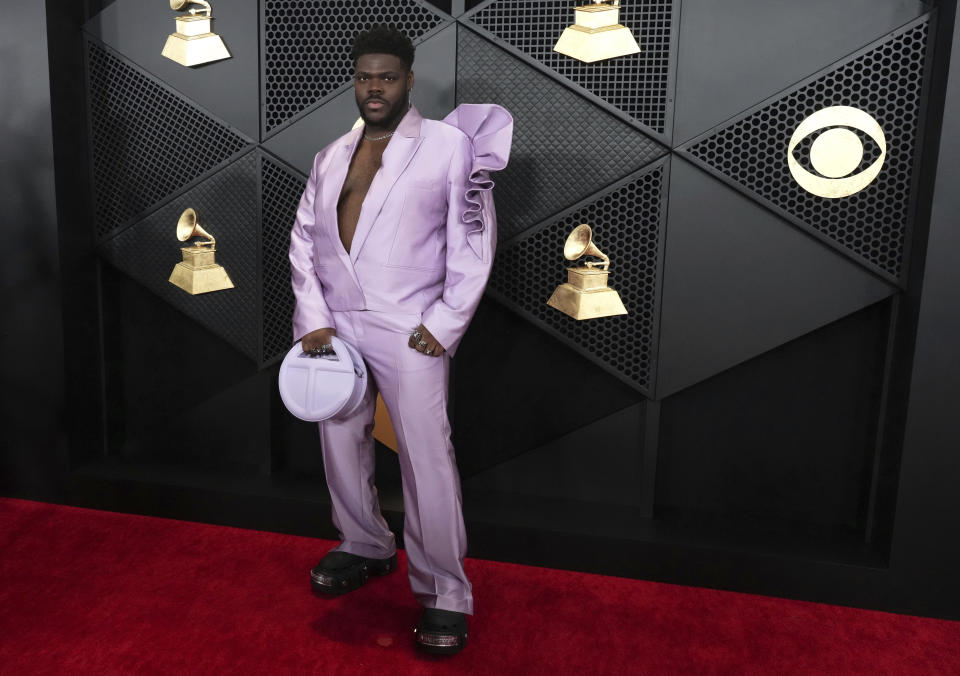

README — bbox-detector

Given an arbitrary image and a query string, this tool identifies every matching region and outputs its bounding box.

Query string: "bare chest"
[336,141,387,252]
[341,144,385,202]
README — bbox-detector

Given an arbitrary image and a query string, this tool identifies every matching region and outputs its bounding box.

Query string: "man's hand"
[302,327,337,354]
[408,323,445,357]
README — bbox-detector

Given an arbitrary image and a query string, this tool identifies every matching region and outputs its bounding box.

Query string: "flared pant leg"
[319,309,473,615]
[318,310,396,560]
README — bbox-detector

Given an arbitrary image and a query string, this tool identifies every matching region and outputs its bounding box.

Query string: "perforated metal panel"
[489,158,669,393]
[85,3,935,394]
[678,18,931,282]
[262,0,448,134]
[467,0,675,137]
[458,27,666,240]
[99,151,262,360]
[261,154,307,364]
[86,39,252,240]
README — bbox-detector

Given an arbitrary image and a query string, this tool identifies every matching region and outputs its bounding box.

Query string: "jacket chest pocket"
[386,183,446,271]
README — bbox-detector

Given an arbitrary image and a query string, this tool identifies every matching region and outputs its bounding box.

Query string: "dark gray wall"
[890,0,960,618]
[0,1,67,495]
[9,0,960,620]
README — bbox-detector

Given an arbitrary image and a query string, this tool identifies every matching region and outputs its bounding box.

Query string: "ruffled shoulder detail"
[442,104,514,259]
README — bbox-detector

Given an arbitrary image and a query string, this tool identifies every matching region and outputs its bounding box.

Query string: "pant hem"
[417,595,474,615]
[335,540,396,560]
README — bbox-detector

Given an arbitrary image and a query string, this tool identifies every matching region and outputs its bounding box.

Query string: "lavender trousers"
[318,308,473,615]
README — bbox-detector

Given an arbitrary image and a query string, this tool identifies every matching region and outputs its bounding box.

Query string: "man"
[287,25,512,655]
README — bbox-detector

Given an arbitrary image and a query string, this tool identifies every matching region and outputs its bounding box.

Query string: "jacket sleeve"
[421,104,513,356]
[289,152,336,343]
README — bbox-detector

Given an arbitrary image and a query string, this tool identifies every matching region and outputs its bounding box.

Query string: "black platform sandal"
[414,608,468,655]
[309,550,397,596]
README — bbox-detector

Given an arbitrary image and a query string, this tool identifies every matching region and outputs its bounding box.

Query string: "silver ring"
[309,347,322,355]
[425,348,434,355]
[412,330,423,341]
[417,339,428,348]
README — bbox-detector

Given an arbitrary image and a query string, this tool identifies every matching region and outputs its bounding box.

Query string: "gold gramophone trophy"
[161,0,231,67]
[554,1,641,63]
[546,224,627,320]
[168,208,234,294]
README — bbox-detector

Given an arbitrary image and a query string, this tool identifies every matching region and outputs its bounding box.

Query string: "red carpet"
[1,498,958,675]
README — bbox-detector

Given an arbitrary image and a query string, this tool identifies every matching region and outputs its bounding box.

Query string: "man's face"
[353,53,414,129]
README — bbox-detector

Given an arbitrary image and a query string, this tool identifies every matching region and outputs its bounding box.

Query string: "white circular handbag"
[278,336,367,422]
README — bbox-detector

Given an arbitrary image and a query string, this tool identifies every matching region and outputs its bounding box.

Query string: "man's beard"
[359,90,410,129]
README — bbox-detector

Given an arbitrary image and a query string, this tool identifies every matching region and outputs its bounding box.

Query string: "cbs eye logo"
[786,106,886,199]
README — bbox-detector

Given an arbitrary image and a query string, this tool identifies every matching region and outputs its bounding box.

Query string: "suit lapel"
[348,135,423,263]
[316,129,364,290]
[320,128,361,250]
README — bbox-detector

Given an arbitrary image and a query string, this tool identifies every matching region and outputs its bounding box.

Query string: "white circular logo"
[787,106,886,199]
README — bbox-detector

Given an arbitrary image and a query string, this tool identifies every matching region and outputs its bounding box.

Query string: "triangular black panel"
[465,403,644,507]
[673,0,929,145]
[656,303,889,529]
[261,154,307,365]
[264,24,458,174]
[458,27,667,241]
[677,17,931,282]
[262,0,449,135]
[452,298,641,478]
[656,157,896,398]
[86,39,253,240]
[261,90,360,175]
[488,158,670,394]
[467,0,675,139]
[83,0,260,139]
[99,152,261,361]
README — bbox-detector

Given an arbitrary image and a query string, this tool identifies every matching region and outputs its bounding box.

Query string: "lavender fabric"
[288,104,513,614]
[289,103,514,356]
[318,308,471,613]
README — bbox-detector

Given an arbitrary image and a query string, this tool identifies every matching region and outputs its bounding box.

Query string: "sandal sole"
[310,553,397,597]
[414,634,467,656]
[414,610,468,655]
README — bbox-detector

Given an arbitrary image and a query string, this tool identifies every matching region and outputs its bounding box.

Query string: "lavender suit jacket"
[289,103,513,357]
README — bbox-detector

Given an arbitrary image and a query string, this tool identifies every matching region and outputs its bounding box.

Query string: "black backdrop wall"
[5,0,960,619]
[0,0,66,498]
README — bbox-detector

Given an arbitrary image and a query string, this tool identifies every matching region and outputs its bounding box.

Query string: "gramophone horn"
[546,223,626,319]
[563,224,609,267]
[176,207,215,246]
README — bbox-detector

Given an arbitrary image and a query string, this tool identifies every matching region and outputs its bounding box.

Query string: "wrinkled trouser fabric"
[317,309,473,615]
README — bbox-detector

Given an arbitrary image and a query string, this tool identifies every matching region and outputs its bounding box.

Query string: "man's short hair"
[351,25,415,70]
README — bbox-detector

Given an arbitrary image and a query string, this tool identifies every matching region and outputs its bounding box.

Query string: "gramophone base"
[553,24,641,63]
[162,32,231,67]
[169,262,234,295]
[547,284,627,320]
